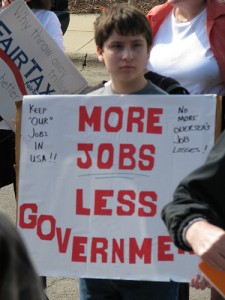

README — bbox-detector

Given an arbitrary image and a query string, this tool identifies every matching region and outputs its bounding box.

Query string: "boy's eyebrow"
[109,37,146,43]
[131,38,145,42]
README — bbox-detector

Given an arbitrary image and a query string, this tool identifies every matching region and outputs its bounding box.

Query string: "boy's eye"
[132,43,143,48]
[111,44,122,49]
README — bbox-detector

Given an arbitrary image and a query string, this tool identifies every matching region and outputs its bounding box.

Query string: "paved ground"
[0,14,211,300]
[64,14,97,55]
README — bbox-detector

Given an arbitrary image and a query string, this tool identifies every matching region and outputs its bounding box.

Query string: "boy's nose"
[122,47,134,60]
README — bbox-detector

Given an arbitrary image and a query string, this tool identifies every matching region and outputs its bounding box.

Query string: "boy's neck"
[111,77,148,94]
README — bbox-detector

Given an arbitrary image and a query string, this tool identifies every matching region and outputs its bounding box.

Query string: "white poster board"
[17,94,217,281]
[0,0,87,130]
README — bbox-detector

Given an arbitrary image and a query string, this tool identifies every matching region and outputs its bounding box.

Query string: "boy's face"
[97,30,150,85]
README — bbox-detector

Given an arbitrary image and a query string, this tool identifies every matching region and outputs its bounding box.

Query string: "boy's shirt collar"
[89,81,167,95]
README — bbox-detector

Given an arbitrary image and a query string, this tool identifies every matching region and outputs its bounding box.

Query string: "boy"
[89,4,166,96]
[79,4,180,300]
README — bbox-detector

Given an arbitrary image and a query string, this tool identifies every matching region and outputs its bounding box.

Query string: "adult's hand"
[186,220,225,272]
[2,0,11,8]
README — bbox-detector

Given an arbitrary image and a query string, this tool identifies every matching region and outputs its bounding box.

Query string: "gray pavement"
[64,14,97,55]
[0,14,211,300]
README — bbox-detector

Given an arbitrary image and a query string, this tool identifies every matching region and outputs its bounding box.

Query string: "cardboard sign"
[199,261,225,297]
[17,94,217,280]
[0,0,87,130]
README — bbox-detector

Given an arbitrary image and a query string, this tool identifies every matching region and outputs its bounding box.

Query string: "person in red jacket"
[146,1,225,297]
[146,0,225,96]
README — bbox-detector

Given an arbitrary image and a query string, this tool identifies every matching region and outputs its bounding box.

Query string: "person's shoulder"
[145,71,189,95]
[32,9,62,32]
[206,0,225,21]
[147,2,172,18]
[144,81,167,95]
[81,81,106,94]
[88,82,113,95]
[150,82,168,95]
[207,0,225,11]
[88,86,107,95]
[32,9,59,21]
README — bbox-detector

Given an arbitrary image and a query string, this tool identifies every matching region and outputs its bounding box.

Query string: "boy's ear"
[97,46,104,62]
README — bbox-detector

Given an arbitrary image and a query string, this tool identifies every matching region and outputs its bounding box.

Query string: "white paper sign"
[18,94,217,281]
[0,0,87,130]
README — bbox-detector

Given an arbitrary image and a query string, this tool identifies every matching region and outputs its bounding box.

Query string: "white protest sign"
[18,94,217,281]
[0,0,87,130]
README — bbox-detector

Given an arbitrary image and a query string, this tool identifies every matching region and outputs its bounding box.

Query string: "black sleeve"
[144,71,189,95]
[161,131,225,250]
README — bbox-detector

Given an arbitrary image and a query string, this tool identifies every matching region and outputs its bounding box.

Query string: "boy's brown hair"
[94,4,152,50]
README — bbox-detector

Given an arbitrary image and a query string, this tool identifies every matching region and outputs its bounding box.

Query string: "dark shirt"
[162,130,225,251]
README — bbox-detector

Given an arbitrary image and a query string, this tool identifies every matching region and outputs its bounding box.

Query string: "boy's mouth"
[120,65,135,69]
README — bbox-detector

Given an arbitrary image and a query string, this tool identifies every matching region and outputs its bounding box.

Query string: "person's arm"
[144,71,189,94]
[162,131,225,253]
[34,10,65,52]
[43,11,65,51]
[186,220,225,272]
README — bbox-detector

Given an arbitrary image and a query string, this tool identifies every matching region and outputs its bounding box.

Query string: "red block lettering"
[77,143,93,168]
[76,189,91,215]
[105,107,123,132]
[158,236,174,261]
[37,215,56,240]
[178,248,185,255]
[72,236,87,262]
[117,190,136,216]
[79,106,101,131]
[56,227,72,253]
[138,191,157,217]
[91,237,108,263]
[19,203,38,228]
[97,143,114,169]
[129,238,152,264]
[139,144,155,170]
[147,108,163,134]
[94,190,113,215]
[79,106,163,134]
[112,238,125,263]
[127,107,144,132]
[119,144,136,169]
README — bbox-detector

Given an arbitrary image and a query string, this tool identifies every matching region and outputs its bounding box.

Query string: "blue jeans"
[79,278,180,300]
